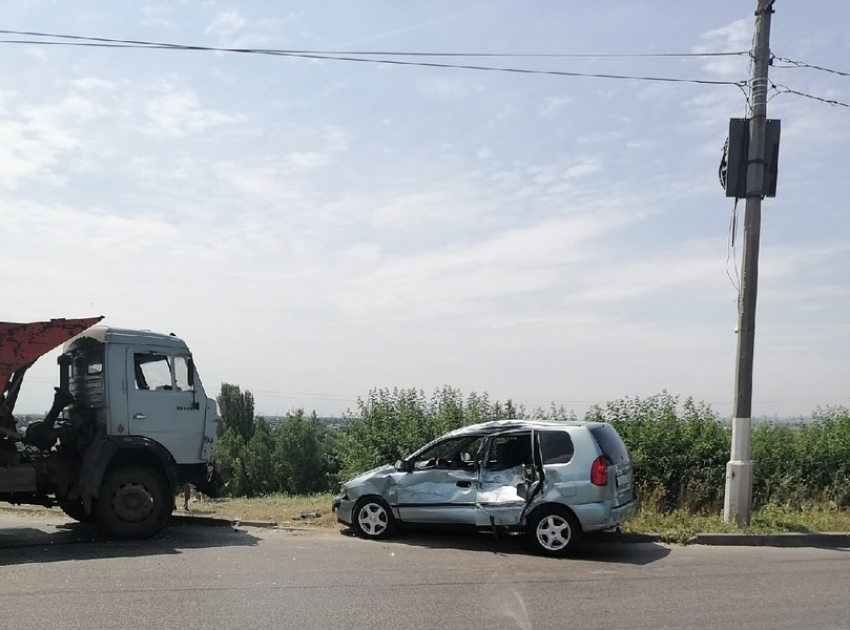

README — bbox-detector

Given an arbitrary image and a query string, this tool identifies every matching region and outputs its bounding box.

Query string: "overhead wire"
[769,83,850,108]
[0,29,749,87]
[766,55,850,108]
[0,28,749,59]
[772,56,850,78]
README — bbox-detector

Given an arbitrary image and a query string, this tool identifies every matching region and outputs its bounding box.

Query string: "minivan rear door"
[589,424,633,505]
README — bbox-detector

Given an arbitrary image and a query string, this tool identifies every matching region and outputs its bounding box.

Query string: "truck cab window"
[134,353,172,390]
[173,356,193,392]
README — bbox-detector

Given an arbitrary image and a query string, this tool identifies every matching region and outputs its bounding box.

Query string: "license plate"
[616,473,630,488]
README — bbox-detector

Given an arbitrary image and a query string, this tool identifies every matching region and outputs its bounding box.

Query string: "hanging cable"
[772,56,850,78]
[770,83,850,108]
[0,37,750,86]
[726,198,742,300]
[0,30,752,87]
[0,28,749,59]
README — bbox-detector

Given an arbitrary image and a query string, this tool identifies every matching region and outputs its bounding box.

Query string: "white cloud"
[538,95,575,119]
[416,76,481,101]
[70,77,116,91]
[206,10,247,38]
[0,93,105,189]
[144,84,246,137]
[695,18,751,78]
[141,5,176,28]
[335,210,636,320]
[529,157,601,184]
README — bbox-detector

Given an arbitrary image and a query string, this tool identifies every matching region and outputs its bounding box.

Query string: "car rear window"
[539,430,575,465]
[589,424,629,464]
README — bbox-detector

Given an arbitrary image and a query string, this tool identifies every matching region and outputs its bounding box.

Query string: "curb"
[231,519,279,529]
[171,515,315,531]
[603,532,664,544]
[607,531,850,548]
[171,515,235,528]
[690,532,850,547]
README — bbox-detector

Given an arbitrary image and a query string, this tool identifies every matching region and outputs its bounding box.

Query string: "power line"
[0,31,748,87]
[0,28,748,59]
[772,55,850,78]
[771,82,850,108]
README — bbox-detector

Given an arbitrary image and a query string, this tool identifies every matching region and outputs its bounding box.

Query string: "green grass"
[623,502,850,542]
[5,495,850,542]
[185,493,337,528]
[187,495,850,542]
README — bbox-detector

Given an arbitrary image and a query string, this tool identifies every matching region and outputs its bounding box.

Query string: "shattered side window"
[539,430,575,465]
[485,434,532,471]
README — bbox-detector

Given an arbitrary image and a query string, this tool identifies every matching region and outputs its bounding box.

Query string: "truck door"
[126,349,206,463]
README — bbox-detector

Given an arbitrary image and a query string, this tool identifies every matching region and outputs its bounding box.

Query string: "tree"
[244,417,277,496]
[213,427,245,495]
[273,409,326,495]
[217,383,255,441]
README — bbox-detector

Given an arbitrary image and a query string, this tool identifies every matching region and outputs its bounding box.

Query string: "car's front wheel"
[528,505,582,557]
[352,497,397,540]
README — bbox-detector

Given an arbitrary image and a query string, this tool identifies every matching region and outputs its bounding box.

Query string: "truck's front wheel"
[95,466,171,539]
[59,501,94,524]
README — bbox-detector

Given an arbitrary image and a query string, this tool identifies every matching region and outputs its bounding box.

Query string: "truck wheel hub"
[112,482,155,524]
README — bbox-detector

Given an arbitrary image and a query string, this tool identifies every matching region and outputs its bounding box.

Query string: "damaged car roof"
[442,419,598,439]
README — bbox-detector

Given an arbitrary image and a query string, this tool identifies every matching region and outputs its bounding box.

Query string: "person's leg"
[183,483,191,510]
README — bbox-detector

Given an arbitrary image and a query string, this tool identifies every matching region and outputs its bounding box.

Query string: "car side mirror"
[187,357,195,387]
[394,459,411,473]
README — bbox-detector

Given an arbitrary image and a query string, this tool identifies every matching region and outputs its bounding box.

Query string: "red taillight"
[591,456,608,486]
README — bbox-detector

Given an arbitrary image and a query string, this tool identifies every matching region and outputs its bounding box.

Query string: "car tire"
[58,500,95,524]
[95,466,172,540]
[527,505,582,557]
[352,496,397,540]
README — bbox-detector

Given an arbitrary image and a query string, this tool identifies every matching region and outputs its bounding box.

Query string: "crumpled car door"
[475,431,543,528]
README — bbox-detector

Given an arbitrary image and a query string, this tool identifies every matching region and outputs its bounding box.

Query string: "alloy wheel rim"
[358,503,388,536]
[536,514,571,550]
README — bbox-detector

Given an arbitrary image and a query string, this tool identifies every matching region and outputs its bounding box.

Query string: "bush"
[338,387,525,479]
[213,381,850,512]
[586,393,730,512]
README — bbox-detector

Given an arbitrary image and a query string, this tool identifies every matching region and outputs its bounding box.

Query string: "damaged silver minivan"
[332,419,637,556]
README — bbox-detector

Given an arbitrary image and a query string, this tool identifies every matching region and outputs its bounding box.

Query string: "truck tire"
[59,501,95,524]
[95,466,172,539]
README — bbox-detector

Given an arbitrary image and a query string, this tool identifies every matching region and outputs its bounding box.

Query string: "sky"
[1,1,848,419]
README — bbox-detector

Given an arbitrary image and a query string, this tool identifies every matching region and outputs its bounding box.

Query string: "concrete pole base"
[724,460,754,525]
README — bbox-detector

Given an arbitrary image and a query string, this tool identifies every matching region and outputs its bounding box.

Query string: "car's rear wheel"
[352,497,396,540]
[95,466,172,539]
[528,505,582,557]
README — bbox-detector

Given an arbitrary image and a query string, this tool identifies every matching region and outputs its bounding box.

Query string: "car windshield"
[412,436,482,469]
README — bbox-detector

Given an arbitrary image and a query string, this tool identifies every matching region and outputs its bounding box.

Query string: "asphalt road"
[1,514,849,630]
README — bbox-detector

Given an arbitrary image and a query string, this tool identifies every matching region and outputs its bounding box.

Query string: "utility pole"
[724,0,775,525]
